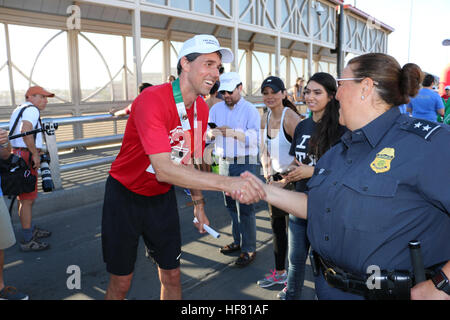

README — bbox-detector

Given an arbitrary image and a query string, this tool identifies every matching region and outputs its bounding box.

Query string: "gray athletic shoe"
[32,226,52,239]
[257,270,288,288]
[20,238,50,252]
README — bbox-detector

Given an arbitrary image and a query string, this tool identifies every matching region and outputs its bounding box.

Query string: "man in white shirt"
[8,86,53,252]
[208,72,261,267]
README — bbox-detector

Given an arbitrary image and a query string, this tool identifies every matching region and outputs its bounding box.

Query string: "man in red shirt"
[102,34,265,300]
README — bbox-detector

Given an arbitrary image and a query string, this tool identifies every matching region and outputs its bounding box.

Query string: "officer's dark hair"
[177,51,222,76]
[306,72,343,160]
[347,53,423,106]
[422,74,435,87]
[138,82,152,93]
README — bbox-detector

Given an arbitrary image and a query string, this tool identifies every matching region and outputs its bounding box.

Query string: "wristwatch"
[431,270,450,295]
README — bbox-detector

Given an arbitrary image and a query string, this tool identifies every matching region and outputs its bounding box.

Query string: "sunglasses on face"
[219,89,235,95]
[219,84,241,96]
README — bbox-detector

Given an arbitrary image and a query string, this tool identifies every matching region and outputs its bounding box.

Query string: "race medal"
[370,147,395,174]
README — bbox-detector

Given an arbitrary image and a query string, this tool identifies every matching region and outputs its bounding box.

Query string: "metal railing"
[0,102,307,190]
[0,114,123,190]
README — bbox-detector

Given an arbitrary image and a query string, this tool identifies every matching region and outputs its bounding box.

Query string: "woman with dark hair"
[257,76,301,289]
[277,72,346,300]
[238,53,450,300]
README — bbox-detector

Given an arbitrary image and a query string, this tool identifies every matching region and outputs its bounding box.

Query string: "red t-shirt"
[109,83,209,196]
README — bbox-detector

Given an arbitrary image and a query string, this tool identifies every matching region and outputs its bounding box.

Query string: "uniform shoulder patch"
[400,118,442,141]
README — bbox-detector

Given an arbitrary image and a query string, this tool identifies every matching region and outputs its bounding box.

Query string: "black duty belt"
[310,251,415,300]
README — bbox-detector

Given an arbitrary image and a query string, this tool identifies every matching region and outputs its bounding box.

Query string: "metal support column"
[132,1,142,93]
[231,0,239,72]
[4,24,15,107]
[275,0,281,77]
[67,29,84,144]
[336,4,345,77]
[307,0,314,79]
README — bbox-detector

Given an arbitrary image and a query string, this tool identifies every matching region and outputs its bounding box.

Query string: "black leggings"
[269,204,289,271]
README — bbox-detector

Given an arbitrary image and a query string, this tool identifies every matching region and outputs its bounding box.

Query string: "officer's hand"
[410,280,450,300]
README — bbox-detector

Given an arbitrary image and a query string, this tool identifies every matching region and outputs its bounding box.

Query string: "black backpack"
[0,154,36,196]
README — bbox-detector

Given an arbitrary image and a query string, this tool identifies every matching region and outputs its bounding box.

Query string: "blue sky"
[348,0,450,78]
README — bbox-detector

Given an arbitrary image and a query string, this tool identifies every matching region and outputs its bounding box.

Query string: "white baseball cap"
[218,72,242,92]
[445,85,450,90]
[178,34,233,63]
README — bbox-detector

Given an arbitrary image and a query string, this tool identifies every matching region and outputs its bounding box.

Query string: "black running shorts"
[102,176,181,276]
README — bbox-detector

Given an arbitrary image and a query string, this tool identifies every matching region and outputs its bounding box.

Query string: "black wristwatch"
[431,270,450,295]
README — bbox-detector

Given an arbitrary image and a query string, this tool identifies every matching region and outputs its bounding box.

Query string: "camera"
[40,153,54,192]
[42,121,58,135]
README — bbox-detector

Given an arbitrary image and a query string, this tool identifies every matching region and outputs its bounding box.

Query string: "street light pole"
[336,4,345,77]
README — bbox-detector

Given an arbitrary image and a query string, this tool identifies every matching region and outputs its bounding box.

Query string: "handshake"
[226,171,266,205]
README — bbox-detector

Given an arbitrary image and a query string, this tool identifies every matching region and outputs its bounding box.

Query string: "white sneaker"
[277,283,288,300]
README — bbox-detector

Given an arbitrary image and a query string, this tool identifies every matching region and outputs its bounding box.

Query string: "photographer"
[0,128,28,299]
[8,86,53,252]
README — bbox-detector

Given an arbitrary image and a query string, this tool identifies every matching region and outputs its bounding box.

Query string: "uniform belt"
[311,251,414,300]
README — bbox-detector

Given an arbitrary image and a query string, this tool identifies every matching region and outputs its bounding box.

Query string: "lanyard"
[172,78,197,131]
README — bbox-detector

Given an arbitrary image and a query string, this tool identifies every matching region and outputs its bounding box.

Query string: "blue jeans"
[286,216,310,300]
[223,160,258,253]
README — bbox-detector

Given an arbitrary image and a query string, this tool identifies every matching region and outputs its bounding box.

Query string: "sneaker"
[235,252,256,267]
[0,286,29,300]
[277,283,288,300]
[257,270,288,288]
[32,226,51,239]
[20,238,50,252]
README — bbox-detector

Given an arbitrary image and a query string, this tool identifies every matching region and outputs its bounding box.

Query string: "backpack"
[0,154,36,196]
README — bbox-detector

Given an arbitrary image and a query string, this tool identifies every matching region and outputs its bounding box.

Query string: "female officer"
[238,53,450,300]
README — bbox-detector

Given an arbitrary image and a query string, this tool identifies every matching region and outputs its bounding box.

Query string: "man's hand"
[0,128,8,146]
[227,171,266,204]
[31,152,41,170]
[411,280,450,300]
[193,204,210,234]
[0,129,11,159]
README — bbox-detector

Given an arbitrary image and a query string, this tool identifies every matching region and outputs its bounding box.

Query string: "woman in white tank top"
[257,76,301,288]
[260,77,301,179]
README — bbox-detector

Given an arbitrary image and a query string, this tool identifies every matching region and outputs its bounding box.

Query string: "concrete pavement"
[3,186,316,300]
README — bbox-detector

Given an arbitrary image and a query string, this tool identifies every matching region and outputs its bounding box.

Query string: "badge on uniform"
[370,147,395,174]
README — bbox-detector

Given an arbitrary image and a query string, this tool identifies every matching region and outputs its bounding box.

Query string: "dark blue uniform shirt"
[307,107,450,276]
